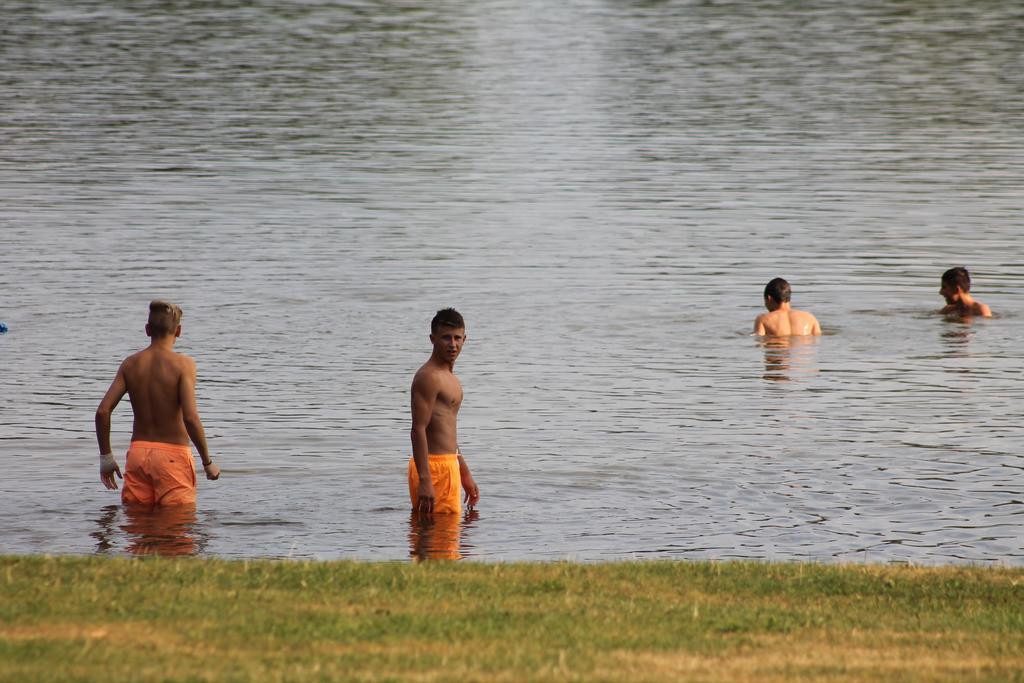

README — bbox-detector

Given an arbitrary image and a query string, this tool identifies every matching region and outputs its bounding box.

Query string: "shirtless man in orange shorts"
[95,300,220,505]
[754,278,822,337]
[409,308,480,516]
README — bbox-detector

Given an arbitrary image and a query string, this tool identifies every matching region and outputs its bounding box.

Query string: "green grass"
[2,556,1022,682]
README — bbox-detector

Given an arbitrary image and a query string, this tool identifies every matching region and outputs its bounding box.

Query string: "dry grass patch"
[605,632,1024,683]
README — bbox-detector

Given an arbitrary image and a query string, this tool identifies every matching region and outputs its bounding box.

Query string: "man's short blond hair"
[148,300,183,337]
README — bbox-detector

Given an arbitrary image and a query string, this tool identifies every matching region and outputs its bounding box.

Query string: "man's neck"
[430,354,455,372]
[148,336,177,351]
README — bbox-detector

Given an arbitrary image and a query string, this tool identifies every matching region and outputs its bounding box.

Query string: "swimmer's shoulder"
[412,361,444,391]
[174,352,198,379]
[799,309,821,333]
[753,310,778,333]
[119,348,148,373]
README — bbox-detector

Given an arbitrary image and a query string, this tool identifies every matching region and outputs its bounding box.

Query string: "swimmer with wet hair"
[939,267,991,318]
[754,278,821,336]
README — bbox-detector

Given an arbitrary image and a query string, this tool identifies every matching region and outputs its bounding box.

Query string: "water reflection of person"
[122,504,200,556]
[758,335,819,382]
[92,504,202,556]
[91,505,121,554]
[939,317,975,358]
[408,510,478,561]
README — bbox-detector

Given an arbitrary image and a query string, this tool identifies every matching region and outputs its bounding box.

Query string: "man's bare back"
[95,301,218,492]
[754,307,821,336]
[754,278,822,337]
[122,347,198,443]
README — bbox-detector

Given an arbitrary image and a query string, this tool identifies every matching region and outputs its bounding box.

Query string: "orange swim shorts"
[122,441,197,506]
[407,454,462,514]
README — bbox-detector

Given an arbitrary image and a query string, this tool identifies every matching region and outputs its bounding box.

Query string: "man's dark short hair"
[942,267,971,292]
[431,308,465,334]
[763,278,792,303]
[148,300,183,338]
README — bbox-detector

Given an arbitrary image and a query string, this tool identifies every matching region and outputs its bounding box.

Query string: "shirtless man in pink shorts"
[95,300,220,505]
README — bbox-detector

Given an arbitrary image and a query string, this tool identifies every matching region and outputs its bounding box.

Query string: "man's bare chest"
[437,379,463,410]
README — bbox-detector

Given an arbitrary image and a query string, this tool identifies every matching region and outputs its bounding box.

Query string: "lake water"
[2,0,1022,564]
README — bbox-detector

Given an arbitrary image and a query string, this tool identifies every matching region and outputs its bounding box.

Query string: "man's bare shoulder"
[412,361,445,390]
[754,310,783,334]
[154,345,194,362]
[942,301,992,319]
[794,309,820,324]
[753,312,766,333]
[124,346,195,375]
[121,347,147,366]
[119,348,148,377]
[791,309,821,335]
[176,351,198,370]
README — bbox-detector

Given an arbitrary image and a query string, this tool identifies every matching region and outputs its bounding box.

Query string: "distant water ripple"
[1,0,1021,563]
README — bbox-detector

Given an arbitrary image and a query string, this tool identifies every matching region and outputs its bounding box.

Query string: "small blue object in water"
[0,321,7,334]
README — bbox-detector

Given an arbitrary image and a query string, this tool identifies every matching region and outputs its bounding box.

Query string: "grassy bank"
[1,556,1021,682]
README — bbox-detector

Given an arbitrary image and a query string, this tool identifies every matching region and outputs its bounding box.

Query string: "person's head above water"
[938,266,991,317]
[147,300,183,338]
[763,278,791,310]
[941,267,971,296]
[431,307,465,334]
[755,278,820,336]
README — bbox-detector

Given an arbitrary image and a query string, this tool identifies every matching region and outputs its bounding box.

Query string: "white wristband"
[99,452,118,474]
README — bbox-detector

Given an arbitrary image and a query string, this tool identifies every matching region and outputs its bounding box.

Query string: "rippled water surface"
[2,0,1022,563]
